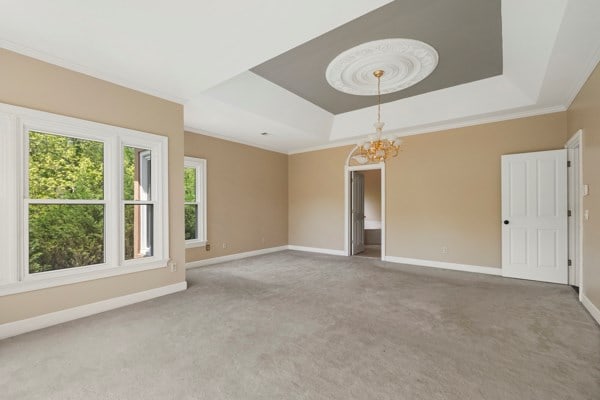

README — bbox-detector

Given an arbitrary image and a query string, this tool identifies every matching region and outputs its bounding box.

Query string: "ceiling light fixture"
[326,38,438,164]
[354,69,402,163]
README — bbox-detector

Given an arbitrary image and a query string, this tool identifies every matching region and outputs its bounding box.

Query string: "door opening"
[566,130,583,292]
[346,165,384,259]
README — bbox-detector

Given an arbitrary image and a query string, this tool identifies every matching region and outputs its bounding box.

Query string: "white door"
[352,172,365,255]
[501,150,568,284]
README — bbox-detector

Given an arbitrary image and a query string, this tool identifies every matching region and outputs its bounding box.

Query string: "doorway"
[566,130,583,292]
[345,164,384,260]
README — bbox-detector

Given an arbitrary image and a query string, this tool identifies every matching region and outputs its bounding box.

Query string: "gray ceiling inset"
[251,0,502,115]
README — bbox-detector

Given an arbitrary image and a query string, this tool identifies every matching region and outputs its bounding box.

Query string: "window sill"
[0,260,169,297]
[185,240,207,249]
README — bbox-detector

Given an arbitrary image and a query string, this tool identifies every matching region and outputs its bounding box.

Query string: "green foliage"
[184,204,197,240]
[184,167,196,202]
[184,167,198,240]
[29,205,104,272]
[29,131,104,200]
[28,131,105,273]
[123,146,135,201]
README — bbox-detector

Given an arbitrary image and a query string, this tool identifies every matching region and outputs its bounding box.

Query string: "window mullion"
[106,135,119,268]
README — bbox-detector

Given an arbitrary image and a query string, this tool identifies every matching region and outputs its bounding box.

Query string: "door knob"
[503,220,509,225]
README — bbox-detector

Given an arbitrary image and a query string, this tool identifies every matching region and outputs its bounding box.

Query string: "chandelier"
[354,70,403,163]
[326,38,439,165]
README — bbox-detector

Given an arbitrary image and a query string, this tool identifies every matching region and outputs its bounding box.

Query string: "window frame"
[0,102,170,296]
[184,156,207,248]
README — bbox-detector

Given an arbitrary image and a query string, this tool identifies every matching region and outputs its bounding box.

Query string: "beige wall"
[567,62,600,311]
[289,145,351,250]
[185,133,288,262]
[289,112,568,267]
[0,49,185,324]
[362,169,381,223]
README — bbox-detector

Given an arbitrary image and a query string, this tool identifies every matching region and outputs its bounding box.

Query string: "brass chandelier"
[355,70,402,163]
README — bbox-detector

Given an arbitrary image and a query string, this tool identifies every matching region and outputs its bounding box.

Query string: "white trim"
[288,105,566,155]
[581,294,600,326]
[184,126,287,155]
[0,281,187,340]
[0,101,170,293]
[185,240,207,249]
[185,246,289,269]
[286,245,346,256]
[383,256,502,276]
[0,260,169,297]
[184,156,207,245]
[565,129,583,296]
[565,41,600,107]
[344,163,385,260]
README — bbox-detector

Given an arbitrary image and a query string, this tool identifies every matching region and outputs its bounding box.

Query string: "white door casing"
[351,172,365,255]
[565,129,583,290]
[501,150,568,284]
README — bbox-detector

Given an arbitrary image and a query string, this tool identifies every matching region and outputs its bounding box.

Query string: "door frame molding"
[344,163,385,259]
[565,129,583,297]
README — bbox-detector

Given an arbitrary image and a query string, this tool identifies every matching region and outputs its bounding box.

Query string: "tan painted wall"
[0,49,185,324]
[289,146,352,250]
[185,133,288,262]
[567,62,600,311]
[288,113,568,267]
[362,169,382,223]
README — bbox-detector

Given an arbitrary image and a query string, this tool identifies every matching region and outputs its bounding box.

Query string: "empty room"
[1,1,600,399]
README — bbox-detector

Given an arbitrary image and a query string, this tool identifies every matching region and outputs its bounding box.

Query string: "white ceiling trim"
[184,126,287,155]
[288,104,566,155]
[201,71,333,140]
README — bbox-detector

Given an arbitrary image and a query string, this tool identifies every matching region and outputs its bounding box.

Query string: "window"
[184,157,206,247]
[0,103,169,294]
[27,131,106,274]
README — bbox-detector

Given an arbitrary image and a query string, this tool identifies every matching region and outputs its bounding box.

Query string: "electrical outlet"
[168,260,177,272]
[205,243,211,251]
[441,246,448,254]
[222,242,227,249]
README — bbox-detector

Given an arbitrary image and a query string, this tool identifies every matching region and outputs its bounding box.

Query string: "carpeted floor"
[1,250,599,399]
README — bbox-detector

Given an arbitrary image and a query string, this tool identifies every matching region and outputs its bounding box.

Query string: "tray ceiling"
[251,0,502,114]
[0,1,599,153]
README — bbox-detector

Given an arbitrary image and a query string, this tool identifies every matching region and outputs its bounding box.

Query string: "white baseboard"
[185,246,288,269]
[287,245,346,256]
[0,281,187,340]
[383,256,501,276]
[581,293,600,326]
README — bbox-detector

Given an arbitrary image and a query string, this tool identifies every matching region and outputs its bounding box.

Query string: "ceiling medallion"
[326,38,438,96]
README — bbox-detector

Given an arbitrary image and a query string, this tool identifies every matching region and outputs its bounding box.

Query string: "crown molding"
[184,126,288,155]
[287,105,567,155]
[565,41,600,108]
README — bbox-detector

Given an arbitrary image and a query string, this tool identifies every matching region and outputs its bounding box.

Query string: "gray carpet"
[1,251,599,399]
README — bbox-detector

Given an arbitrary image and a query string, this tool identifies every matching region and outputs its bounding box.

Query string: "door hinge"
[568,259,572,267]
[568,210,572,217]
[567,160,571,167]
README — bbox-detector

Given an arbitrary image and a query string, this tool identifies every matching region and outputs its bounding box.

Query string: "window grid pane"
[28,130,104,200]
[123,146,152,201]
[184,167,196,202]
[29,204,105,273]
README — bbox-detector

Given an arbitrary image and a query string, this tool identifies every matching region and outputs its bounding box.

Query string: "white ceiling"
[1,0,599,154]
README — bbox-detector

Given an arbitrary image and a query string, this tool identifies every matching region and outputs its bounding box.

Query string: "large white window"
[0,103,169,295]
[184,157,206,248]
